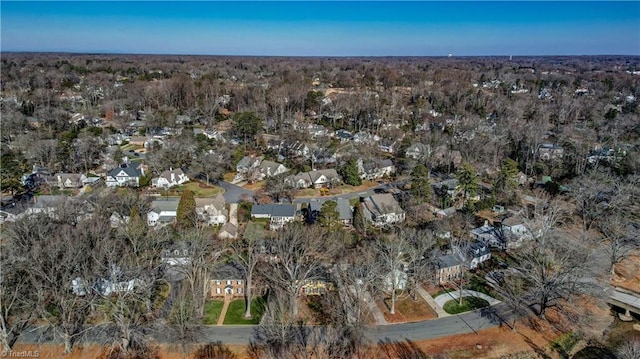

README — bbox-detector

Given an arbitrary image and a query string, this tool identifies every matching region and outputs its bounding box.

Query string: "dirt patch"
[614,252,640,293]
[406,324,559,359]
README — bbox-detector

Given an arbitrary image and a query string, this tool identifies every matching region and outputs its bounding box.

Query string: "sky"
[1,1,639,56]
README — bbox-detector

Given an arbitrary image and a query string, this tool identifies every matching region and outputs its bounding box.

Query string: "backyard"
[156,180,224,198]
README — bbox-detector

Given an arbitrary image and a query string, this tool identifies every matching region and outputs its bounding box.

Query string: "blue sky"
[2,1,639,56]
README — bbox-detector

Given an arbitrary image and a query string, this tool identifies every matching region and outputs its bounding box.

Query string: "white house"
[152,168,189,189]
[147,198,180,227]
[251,204,296,230]
[358,159,395,180]
[55,173,87,189]
[455,241,491,270]
[106,163,144,188]
[405,142,431,160]
[195,194,227,226]
[285,169,341,189]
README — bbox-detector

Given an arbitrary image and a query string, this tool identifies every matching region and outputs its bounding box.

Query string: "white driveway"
[433,289,501,308]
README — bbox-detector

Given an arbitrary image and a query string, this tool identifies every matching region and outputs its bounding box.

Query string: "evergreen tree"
[498,158,519,190]
[176,189,197,229]
[318,200,340,229]
[410,163,432,202]
[340,159,362,186]
[353,202,368,236]
[456,162,480,209]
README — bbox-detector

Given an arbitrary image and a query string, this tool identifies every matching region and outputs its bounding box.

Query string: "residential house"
[311,148,337,166]
[470,221,504,249]
[195,194,227,226]
[405,142,431,160]
[361,193,405,227]
[383,269,408,292]
[285,169,341,189]
[210,265,244,297]
[358,159,395,180]
[152,168,189,189]
[538,144,564,161]
[300,279,335,295]
[236,156,263,180]
[280,141,310,159]
[433,178,459,197]
[147,198,180,227]
[106,162,145,188]
[144,138,164,149]
[109,212,130,228]
[436,254,462,284]
[336,198,353,226]
[455,241,491,270]
[218,222,238,240]
[251,203,296,230]
[256,160,289,180]
[378,139,397,154]
[54,173,87,189]
[436,206,457,219]
[307,124,329,138]
[335,129,353,142]
[353,131,380,144]
[161,247,191,266]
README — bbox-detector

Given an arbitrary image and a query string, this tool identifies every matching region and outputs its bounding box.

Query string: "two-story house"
[152,168,189,189]
[106,162,145,188]
[147,198,180,227]
[195,194,227,226]
[361,193,405,227]
[436,254,462,284]
[455,241,491,270]
[251,203,296,230]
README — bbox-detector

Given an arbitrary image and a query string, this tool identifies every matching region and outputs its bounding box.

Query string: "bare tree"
[174,227,227,319]
[7,200,111,354]
[262,223,335,317]
[498,230,604,320]
[229,234,261,320]
[617,338,640,359]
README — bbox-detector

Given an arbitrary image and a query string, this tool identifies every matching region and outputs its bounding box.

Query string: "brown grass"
[378,295,438,324]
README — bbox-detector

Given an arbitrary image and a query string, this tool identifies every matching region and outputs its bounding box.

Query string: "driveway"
[434,290,501,308]
[218,181,255,204]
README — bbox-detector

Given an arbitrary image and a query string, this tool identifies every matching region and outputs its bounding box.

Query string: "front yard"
[378,295,438,323]
[155,180,223,198]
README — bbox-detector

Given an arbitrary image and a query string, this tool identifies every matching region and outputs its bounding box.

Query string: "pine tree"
[176,189,197,230]
[340,159,362,186]
[319,200,340,229]
[498,158,519,190]
[410,163,432,202]
[456,162,480,209]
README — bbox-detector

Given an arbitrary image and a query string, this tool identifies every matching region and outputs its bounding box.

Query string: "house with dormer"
[106,162,145,188]
[54,173,87,189]
[152,168,189,189]
[195,194,227,226]
[358,159,395,180]
[405,142,432,160]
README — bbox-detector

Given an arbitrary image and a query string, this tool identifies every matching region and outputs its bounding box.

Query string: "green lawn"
[203,300,224,324]
[243,221,271,241]
[443,297,489,314]
[158,180,223,198]
[223,297,266,325]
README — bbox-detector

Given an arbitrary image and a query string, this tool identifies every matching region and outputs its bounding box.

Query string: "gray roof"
[308,169,340,183]
[150,198,180,212]
[336,198,353,221]
[438,254,460,269]
[251,204,295,218]
[219,222,238,236]
[108,162,143,178]
[363,193,403,216]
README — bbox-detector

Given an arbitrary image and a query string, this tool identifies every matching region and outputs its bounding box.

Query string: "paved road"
[16,304,510,346]
[218,181,255,203]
